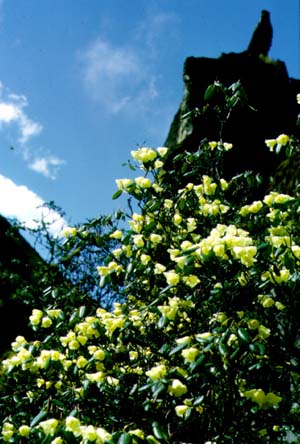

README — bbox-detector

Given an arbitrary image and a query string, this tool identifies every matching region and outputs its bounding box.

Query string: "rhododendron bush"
[2,100,300,443]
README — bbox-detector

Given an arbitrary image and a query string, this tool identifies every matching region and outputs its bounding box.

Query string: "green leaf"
[152,381,166,399]
[152,421,169,441]
[229,346,241,361]
[112,190,123,200]
[157,316,169,329]
[193,395,204,406]
[249,343,266,356]
[190,354,205,372]
[118,433,132,444]
[129,383,138,396]
[204,84,217,101]
[30,409,48,427]
[237,328,251,344]
[169,342,188,356]
[218,342,228,357]
[78,305,87,318]
[158,344,170,355]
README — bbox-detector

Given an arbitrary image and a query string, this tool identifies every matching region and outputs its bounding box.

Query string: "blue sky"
[0,0,298,232]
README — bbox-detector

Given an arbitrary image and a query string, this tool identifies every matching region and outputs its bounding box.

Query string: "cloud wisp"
[80,8,180,143]
[0,174,66,236]
[82,38,158,114]
[0,83,65,179]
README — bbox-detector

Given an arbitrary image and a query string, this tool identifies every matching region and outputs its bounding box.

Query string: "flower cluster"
[2,136,300,444]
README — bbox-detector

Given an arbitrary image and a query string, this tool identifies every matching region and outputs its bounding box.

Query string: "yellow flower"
[112,248,122,258]
[106,376,119,386]
[208,141,217,150]
[154,263,166,274]
[51,437,63,444]
[168,379,188,397]
[157,146,168,157]
[131,147,157,162]
[2,424,14,442]
[213,243,226,258]
[181,347,200,362]
[29,309,43,326]
[129,351,139,360]
[276,134,289,146]
[273,193,293,204]
[265,139,277,151]
[154,159,164,169]
[96,427,112,443]
[146,364,167,380]
[227,334,238,346]
[135,176,152,188]
[65,416,81,435]
[76,356,88,368]
[104,316,125,335]
[39,419,59,436]
[164,199,173,209]
[47,309,62,319]
[18,425,30,437]
[223,142,233,151]
[291,245,300,258]
[176,336,191,345]
[115,178,134,191]
[133,235,144,248]
[248,319,260,330]
[259,296,275,308]
[11,335,27,351]
[41,316,53,328]
[158,304,177,321]
[81,425,97,441]
[86,371,105,383]
[149,233,163,244]
[258,325,271,340]
[187,217,197,232]
[140,254,151,265]
[242,389,282,409]
[92,348,106,360]
[163,271,180,286]
[202,175,217,195]
[173,213,182,225]
[243,388,265,408]
[61,226,77,237]
[275,301,286,311]
[129,429,145,439]
[69,340,80,350]
[232,246,257,267]
[220,178,228,190]
[297,93,300,104]
[109,229,123,239]
[196,332,212,340]
[182,275,200,288]
[175,405,189,417]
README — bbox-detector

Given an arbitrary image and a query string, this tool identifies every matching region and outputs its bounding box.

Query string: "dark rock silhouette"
[0,215,46,354]
[163,10,300,193]
[247,10,273,56]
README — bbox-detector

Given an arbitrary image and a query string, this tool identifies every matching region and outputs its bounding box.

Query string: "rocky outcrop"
[164,11,300,188]
[0,215,47,354]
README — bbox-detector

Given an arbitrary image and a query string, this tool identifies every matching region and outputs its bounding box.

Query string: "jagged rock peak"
[247,10,273,56]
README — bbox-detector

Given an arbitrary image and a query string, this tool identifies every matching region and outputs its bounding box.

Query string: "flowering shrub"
[2,106,300,443]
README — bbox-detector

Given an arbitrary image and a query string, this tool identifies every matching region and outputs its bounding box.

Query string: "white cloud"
[0,83,65,179]
[82,38,158,114]
[0,174,66,236]
[135,11,180,58]
[0,89,42,142]
[29,156,66,180]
